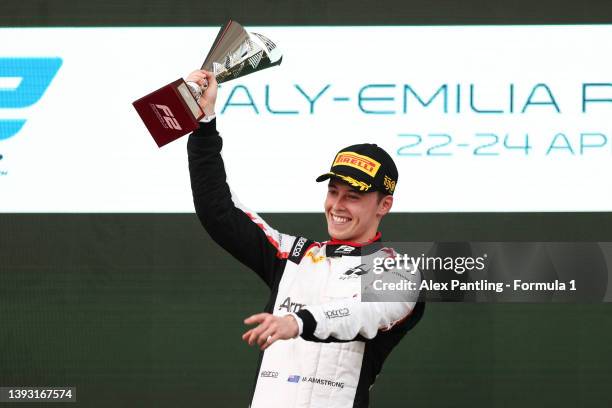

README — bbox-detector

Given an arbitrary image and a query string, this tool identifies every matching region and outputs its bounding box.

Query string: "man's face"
[324,179,393,243]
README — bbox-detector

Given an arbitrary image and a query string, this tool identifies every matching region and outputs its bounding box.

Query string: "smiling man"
[186,69,424,408]
[319,145,396,244]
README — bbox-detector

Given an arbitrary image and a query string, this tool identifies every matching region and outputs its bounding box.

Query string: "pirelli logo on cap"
[333,152,381,177]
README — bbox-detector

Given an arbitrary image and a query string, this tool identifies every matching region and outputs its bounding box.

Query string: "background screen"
[1,1,612,407]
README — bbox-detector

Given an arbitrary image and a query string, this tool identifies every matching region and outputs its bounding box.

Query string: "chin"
[327,225,353,241]
[329,231,347,240]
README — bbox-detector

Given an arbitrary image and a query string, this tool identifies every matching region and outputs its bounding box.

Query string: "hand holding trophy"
[133,20,282,147]
[184,70,217,118]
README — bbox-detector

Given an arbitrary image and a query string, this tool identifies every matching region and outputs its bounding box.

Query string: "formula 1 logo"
[0,57,62,141]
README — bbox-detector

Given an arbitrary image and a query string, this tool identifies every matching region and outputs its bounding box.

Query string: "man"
[186,70,424,408]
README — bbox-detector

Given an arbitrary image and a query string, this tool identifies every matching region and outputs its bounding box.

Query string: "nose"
[330,193,347,213]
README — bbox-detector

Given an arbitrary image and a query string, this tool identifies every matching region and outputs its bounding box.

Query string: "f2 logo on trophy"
[133,19,282,147]
[151,104,182,131]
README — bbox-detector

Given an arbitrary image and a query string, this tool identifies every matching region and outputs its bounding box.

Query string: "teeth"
[332,215,350,223]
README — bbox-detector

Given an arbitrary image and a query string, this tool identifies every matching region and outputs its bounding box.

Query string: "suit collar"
[325,232,382,257]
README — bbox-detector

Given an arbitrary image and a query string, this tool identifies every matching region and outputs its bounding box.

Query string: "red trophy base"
[133,79,204,147]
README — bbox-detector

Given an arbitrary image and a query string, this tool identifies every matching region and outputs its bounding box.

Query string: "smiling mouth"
[330,214,352,224]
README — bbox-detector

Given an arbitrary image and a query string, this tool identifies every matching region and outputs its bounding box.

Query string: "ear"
[377,195,394,218]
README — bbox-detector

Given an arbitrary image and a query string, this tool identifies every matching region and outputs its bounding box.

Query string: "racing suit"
[187,119,425,408]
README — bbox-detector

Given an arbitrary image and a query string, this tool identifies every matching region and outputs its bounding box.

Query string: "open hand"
[242,313,299,351]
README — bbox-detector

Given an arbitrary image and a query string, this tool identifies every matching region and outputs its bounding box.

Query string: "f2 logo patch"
[151,104,182,131]
[0,57,63,141]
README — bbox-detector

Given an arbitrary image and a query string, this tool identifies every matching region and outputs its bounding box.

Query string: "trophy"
[133,20,282,147]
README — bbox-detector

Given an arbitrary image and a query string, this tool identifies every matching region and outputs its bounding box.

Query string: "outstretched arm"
[242,265,422,347]
[296,264,421,342]
[296,300,416,342]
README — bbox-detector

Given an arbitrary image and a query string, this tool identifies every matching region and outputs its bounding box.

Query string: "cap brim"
[315,171,373,192]
[315,172,334,183]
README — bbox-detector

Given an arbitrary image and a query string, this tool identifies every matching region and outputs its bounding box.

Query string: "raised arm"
[187,70,296,288]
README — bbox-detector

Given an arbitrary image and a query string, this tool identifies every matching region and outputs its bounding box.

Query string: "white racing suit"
[187,119,425,408]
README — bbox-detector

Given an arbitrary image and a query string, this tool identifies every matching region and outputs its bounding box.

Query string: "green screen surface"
[1,214,612,406]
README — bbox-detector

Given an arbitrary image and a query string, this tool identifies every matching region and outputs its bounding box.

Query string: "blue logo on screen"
[0,57,62,141]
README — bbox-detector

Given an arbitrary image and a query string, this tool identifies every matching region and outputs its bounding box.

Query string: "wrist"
[203,107,215,117]
[286,313,303,338]
[295,309,316,339]
[200,112,216,123]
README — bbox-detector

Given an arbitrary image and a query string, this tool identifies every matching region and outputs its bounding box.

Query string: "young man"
[186,70,424,408]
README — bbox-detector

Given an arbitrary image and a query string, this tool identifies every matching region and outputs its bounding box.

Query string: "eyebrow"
[328,183,362,196]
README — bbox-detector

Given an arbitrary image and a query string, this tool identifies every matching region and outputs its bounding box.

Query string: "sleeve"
[296,301,416,342]
[187,119,296,288]
[296,262,422,342]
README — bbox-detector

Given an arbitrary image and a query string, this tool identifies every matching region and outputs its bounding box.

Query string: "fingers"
[260,333,279,351]
[241,328,254,342]
[244,313,269,325]
[243,314,272,346]
[202,70,217,85]
[242,327,275,350]
[186,70,206,81]
[241,313,300,351]
[185,70,212,88]
[189,71,206,79]
[186,69,217,115]
[242,313,283,350]
[256,326,276,348]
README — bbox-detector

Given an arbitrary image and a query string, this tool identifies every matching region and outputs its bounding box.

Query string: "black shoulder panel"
[288,237,315,265]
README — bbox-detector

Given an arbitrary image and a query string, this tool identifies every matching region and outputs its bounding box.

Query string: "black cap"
[316,143,398,195]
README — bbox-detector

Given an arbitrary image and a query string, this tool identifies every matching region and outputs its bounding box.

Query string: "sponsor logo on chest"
[278,296,305,313]
[339,263,370,280]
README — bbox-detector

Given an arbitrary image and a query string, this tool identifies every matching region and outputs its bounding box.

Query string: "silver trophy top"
[187,20,283,100]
